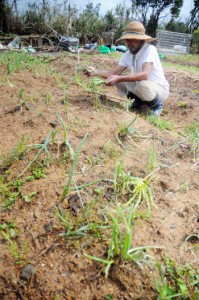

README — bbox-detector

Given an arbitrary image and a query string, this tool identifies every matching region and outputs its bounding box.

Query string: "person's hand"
[84,66,97,76]
[106,75,120,86]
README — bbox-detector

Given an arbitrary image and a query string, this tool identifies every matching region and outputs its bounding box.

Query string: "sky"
[18,0,194,20]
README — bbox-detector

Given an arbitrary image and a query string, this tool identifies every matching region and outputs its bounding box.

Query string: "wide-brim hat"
[116,21,156,43]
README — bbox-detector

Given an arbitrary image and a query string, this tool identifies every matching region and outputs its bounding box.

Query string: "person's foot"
[131,99,143,109]
[127,92,144,110]
[127,91,143,110]
[150,101,163,116]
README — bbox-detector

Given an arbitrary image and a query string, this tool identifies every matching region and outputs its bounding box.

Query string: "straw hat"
[116,21,155,43]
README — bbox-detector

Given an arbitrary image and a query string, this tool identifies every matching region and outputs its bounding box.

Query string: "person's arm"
[106,62,153,85]
[95,65,127,79]
[85,65,127,79]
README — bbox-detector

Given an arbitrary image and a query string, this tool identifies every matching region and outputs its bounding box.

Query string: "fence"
[157,30,192,55]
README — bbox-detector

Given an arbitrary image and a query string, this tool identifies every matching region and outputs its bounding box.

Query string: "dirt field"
[0,51,198,300]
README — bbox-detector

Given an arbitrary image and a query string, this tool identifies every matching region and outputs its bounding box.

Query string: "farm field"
[0,51,198,300]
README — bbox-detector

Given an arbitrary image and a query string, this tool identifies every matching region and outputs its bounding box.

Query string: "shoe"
[127,92,143,110]
[131,99,143,109]
[147,98,163,116]
[150,101,163,116]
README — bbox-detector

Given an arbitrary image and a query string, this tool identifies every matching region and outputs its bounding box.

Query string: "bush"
[191,27,199,53]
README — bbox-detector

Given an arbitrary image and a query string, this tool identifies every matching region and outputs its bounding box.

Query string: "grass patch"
[0,51,47,75]
[147,116,175,130]
[184,122,199,164]
[162,61,199,73]
[164,54,199,66]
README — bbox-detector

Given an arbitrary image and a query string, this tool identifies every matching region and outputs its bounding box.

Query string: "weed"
[85,204,157,278]
[74,66,83,85]
[184,122,199,143]
[30,92,40,102]
[73,117,89,129]
[1,231,22,264]
[192,89,199,93]
[178,181,189,193]
[51,128,59,144]
[69,178,113,193]
[32,164,47,179]
[45,91,52,105]
[56,113,73,155]
[60,151,69,164]
[183,122,199,167]
[105,295,114,300]
[122,98,132,111]
[0,77,16,87]
[23,192,37,203]
[155,258,199,299]
[116,117,149,150]
[19,131,52,177]
[178,101,187,108]
[113,163,157,216]
[55,74,68,90]
[147,144,157,172]
[84,253,114,278]
[93,187,103,195]
[26,163,47,181]
[85,78,98,93]
[0,136,27,170]
[93,95,102,110]
[147,116,175,130]
[55,205,106,239]
[184,122,199,155]
[117,117,137,140]
[103,140,121,161]
[86,154,102,166]
[61,133,88,200]
[61,94,69,112]
[0,178,24,210]
[2,193,18,210]
[56,113,82,163]
[91,78,106,85]
[0,221,17,238]
[19,89,30,110]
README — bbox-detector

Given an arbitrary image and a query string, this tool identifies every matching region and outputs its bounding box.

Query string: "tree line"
[0,0,199,52]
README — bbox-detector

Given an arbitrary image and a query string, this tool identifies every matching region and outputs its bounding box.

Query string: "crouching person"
[85,21,169,116]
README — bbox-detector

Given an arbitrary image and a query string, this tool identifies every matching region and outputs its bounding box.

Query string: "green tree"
[103,10,117,32]
[50,2,77,34]
[72,3,103,43]
[0,0,13,33]
[21,0,51,34]
[165,19,190,33]
[131,0,183,37]
[189,0,199,30]
[114,4,132,41]
[191,27,199,53]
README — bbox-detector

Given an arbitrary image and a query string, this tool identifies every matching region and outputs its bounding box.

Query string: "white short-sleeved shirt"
[119,44,169,88]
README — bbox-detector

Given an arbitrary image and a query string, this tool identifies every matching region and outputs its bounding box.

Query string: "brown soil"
[0,52,198,300]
